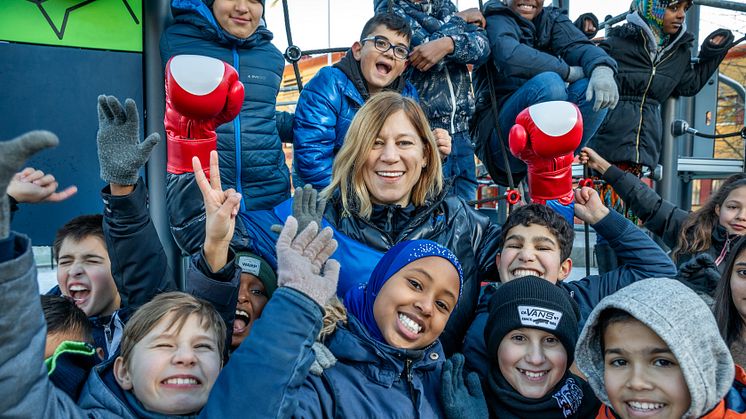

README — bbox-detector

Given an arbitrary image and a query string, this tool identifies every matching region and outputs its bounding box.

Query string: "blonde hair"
[322,91,443,218]
[318,297,348,341]
[119,292,226,366]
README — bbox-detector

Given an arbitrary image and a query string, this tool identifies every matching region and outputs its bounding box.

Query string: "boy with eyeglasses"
[374,0,491,202]
[293,13,451,189]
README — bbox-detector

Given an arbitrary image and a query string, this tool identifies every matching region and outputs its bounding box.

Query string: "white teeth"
[164,377,198,385]
[378,171,404,177]
[627,401,664,411]
[519,368,547,378]
[235,309,249,318]
[511,269,542,278]
[398,313,422,334]
[69,285,88,292]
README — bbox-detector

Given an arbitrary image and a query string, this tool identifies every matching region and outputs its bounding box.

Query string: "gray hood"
[575,278,734,419]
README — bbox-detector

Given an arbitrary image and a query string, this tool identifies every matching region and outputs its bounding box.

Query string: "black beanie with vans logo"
[485,276,580,365]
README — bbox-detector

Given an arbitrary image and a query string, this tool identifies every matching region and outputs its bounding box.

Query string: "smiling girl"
[202,232,464,417]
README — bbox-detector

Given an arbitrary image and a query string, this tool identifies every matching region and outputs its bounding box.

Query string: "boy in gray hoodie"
[576,278,745,418]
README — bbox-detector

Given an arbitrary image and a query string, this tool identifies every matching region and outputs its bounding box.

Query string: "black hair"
[714,235,746,346]
[41,295,94,344]
[597,307,634,352]
[53,214,105,262]
[501,204,575,261]
[360,13,412,43]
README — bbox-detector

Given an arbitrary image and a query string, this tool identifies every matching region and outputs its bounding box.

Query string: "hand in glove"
[97,95,160,185]
[676,253,721,295]
[276,216,339,307]
[309,341,337,376]
[566,66,585,83]
[700,29,734,58]
[586,66,618,112]
[0,131,59,238]
[272,185,327,234]
[441,353,487,419]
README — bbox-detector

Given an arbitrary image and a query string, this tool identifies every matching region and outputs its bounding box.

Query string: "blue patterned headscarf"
[634,0,689,45]
[344,240,463,344]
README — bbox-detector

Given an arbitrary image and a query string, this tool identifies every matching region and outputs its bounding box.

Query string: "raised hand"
[193,150,242,272]
[0,131,59,238]
[275,216,339,307]
[441,353,487,419]
[96,95,160,186]
[433,128,452,160]
[578,147,611,175]
[271,185,328,234]
[574,186,609,225]
[676,253,721,293]
[8,167,77,203]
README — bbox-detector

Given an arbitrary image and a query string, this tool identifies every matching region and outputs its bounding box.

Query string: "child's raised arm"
[96,95,176,309]
[202,216,339,418]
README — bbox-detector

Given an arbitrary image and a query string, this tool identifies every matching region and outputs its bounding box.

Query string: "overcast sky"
[264,0,745,53]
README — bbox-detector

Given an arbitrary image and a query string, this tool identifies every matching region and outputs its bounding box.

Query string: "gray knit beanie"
[575,278,734,419]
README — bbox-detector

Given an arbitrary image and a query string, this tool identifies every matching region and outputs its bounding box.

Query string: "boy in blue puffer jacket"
[160,0,291,255]
[293,13,421,189]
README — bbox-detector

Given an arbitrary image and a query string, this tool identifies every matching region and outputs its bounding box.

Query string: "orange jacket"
[595,365,746,418]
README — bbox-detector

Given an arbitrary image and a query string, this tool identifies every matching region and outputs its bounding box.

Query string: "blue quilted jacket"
[160,0,290,254]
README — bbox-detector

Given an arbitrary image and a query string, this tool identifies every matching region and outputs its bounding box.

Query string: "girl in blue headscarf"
[204,233,463,418]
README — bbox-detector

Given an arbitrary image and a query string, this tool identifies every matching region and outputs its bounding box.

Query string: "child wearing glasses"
[293,13,451,190]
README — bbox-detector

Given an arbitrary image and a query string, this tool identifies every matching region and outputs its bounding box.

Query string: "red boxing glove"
[164,55,245,174]
[509,101,583,204]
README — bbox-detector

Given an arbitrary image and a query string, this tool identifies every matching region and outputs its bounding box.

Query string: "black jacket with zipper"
[589,15,731,168]
[602,165,734,295]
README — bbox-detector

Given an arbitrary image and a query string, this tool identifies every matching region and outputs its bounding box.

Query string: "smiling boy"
[462,187,677,377]
[576,278,746,419]
[292,13,421,189]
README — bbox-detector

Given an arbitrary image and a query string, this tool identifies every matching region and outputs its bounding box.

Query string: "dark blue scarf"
[344,240,463,344]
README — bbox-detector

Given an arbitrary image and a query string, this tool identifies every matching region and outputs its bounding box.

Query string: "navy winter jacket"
[472,2,617,112]
[293,65,418,188]
[375,0,491,134]
[202,287,446,418]
[461,210,677,378]
[160,0,290,255]
[602,165,735,295]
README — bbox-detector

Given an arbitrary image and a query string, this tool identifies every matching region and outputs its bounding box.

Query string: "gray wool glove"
[441,353,488,419]
[0,131,59,238]
[585,66,619,112]
[96,95,160,185]
[272,185,327,234]
[276,216,340,307]
[309,341,337,376]
[566,66,585,83]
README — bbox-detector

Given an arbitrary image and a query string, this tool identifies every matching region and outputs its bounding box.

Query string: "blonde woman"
[236,92,501,354]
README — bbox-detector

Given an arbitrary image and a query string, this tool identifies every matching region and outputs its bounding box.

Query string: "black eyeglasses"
[360,36,410,60]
